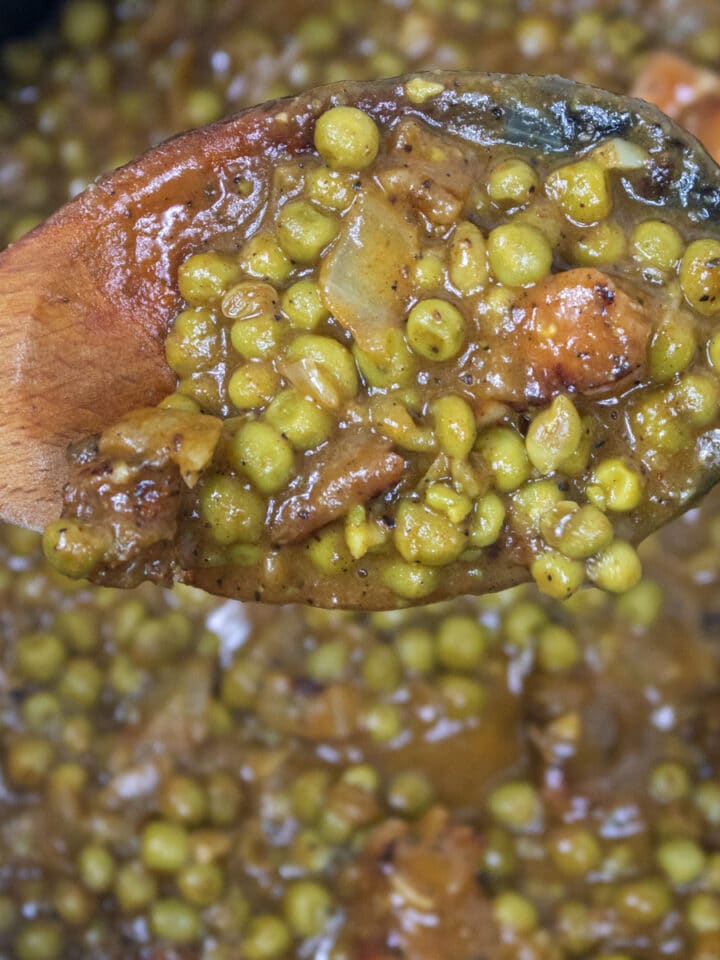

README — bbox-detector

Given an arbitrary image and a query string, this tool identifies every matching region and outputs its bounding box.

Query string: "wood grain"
[0,99,305,529]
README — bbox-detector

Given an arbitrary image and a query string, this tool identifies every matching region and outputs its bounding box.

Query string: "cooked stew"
[3,1,720,959]
[43,78,720,608]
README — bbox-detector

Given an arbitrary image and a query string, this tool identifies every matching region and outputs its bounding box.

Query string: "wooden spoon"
[1,70,719,541]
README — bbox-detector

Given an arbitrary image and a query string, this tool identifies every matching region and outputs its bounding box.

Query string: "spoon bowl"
[3,71,720,533]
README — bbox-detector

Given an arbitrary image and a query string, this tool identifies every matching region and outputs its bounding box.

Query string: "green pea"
[314,106,380,170]
[242,914,292,960]
[223,279,279,322]
[5,736,54,789]
[21,692,61,733]
[394,501,466,566]
[614,579,663,627]
[229,421,294,493]
[207,771,244,826]
[587,540,642,593]
[161,774,208,825]
[406,298,466,361]
[61,0,110,47]
[478,827,516,885]
[695,781,720,825]
[305,167,355,210]
[587,458,643,512]
[285,334,359,409]
[228,360,280,410]
[108,653,145,696]
[58,658,104,707]
[632,220,684,272]
[487,223,552,286]
[47,763,87,797]
[549,826,602,876]
[469,493,506,547]
[477,426,530,493]
[649,317,696,382]
[230,316,282,361]
[432,395,477,459]
[674,372,720,426]
[165,308,220,376]
[78,844,115,893]
[220,656,262,709]
[546,159,611,224]
[283,881,332,938]
[354,329,416,389]
[503,601,548,647]
[413,252,445,290]
[493,891,538,934]
[278,200,338,263]
[386,770,434,816]
[114,861,158,914]
[308,527,352,575]
[281,279,329,330]
[657,837,706,886]
[362,702,402,742]
[439,674,486,718]
[151,899,202,943]
[448,221,488,294]
[200,475,265,546]
[394,627,435,674]
[555,415,594,476]
[306,640,349,682]
[265,389,333,450]
[681,238,720,315]
[141,821,189,873]
[649,762,691,803]
[178,862,225,906]
[531,550,585,599]
[14,920,62,960]
[570,220,626,266]
[185,87,224,126]
[178,252,238,304]
[291,770,330,823]
[239,233,292,284]
[362,645,402,692]
[424,483,472,523]
[289,828,332,874]
[436,616,487,671]
[614,878,671,925]
[537,624,580,671]
[341,764,380,794]
[382,559,439,600]
[16,631,66,683]
[540,501,614,559]
[687,893,720,933]
[42,519,108,579]
[53,880,94,927]
[53,609,98,653]
[526,395,583,475]
[488,158,539,207]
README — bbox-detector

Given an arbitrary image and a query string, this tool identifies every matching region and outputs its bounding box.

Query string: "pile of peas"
[5,0,720,958]
[3,0,720,249]
[7,516,720,958]
[46,90,720,605]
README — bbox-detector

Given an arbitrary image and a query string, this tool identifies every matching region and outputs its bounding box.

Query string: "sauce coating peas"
[8,5,720,960]
[314,106,380,170]
[47,86,720,609]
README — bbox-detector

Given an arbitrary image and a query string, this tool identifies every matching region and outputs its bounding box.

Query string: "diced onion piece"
[319,186,419,353]
[100,408,223,487]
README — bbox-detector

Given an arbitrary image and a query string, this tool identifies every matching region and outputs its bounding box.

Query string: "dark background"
[3,0,64,40]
